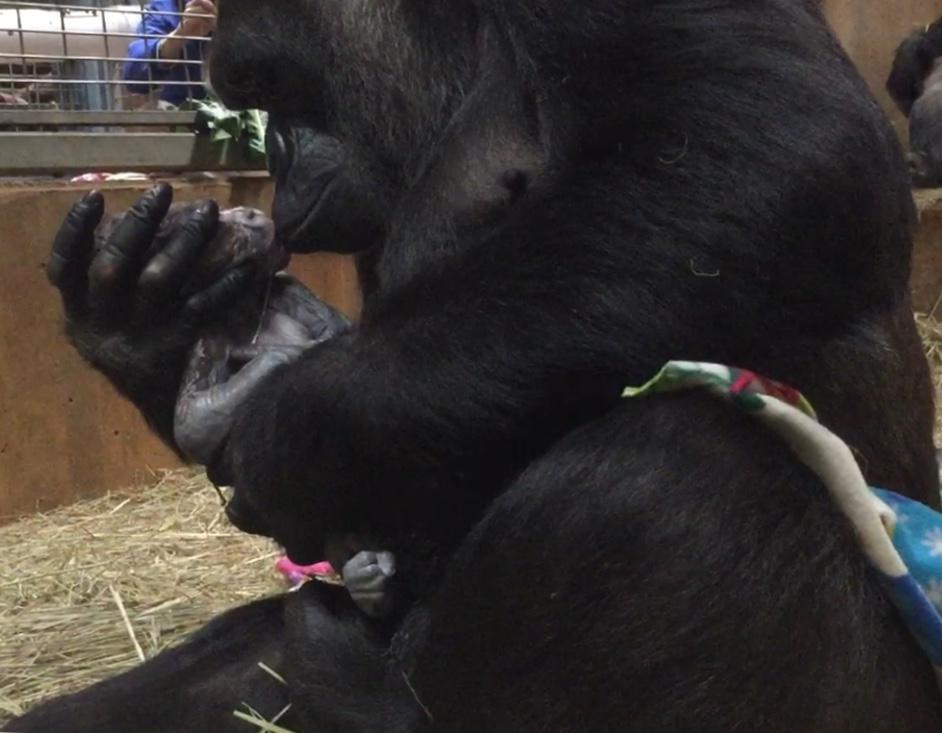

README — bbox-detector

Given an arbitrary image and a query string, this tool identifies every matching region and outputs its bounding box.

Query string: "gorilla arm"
[211,167,773,582]
[211,0,916,575]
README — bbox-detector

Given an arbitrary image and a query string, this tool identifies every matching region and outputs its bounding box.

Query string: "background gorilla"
[7,0,942,731]
[887,18,942,116]
[888,16,942,187]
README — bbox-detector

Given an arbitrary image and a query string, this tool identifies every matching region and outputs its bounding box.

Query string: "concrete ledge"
[0,133,264,175]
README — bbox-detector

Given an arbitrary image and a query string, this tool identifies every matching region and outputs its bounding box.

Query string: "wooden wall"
[0,178,359,522]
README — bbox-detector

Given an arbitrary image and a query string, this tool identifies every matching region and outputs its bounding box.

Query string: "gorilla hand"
[48,185,255,450]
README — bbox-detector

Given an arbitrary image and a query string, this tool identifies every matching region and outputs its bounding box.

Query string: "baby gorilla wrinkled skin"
[97,202,350,466]
[116,205,398,617]
[175,274,350,466]
[95,203,288,306]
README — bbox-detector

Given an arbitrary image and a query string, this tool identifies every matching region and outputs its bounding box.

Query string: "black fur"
[11,0,941,730]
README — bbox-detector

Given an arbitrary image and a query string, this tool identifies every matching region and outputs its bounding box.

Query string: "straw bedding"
[917,312,942,441]
[0,469,282,720]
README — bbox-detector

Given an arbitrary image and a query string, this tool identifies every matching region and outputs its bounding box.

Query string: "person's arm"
[156,0,217,62]
[122,1,180,89]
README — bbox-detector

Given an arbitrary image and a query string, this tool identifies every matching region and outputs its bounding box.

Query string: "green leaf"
[211,127,234,143]
[244,109,269,155]
[190,97,267,155]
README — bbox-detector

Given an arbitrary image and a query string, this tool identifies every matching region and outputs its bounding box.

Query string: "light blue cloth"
[872,489,942,667]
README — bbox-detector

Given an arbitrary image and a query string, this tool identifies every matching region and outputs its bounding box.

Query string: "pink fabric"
[275,556,336,585]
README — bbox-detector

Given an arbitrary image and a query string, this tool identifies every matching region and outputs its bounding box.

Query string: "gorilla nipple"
[501,168,529,203]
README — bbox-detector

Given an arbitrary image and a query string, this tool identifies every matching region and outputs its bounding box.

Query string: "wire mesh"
[0,0,212,113]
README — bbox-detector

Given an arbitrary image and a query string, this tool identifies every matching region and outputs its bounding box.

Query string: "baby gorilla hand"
[175,274,350,467]
[175,341,307,466]
[48,185,255,445]
[341,551,399,619]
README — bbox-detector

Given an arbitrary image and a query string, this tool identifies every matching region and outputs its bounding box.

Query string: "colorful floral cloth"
[624,361,942,692]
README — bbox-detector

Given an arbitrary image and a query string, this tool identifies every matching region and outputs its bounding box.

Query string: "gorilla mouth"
[280,541,323,567]
[271,170,340,252]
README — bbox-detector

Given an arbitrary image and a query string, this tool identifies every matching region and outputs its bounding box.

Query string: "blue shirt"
[123,0,208,106]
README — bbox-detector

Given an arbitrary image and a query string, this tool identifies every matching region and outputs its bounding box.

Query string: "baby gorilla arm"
[175,274,350,466]
[174,340,305,465]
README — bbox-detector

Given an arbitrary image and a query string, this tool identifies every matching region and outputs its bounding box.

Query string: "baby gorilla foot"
[341,551,398,619]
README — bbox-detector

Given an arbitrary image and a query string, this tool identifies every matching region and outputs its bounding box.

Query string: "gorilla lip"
[272,172,341,252]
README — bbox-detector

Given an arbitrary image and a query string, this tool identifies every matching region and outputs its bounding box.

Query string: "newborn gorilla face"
[95,203,289,296]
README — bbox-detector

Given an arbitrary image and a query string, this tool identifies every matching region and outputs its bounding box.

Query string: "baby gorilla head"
[95,202,289,300]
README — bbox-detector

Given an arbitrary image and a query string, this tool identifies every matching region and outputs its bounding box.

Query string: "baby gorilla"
[101,203,399,619]
[96,202,346,463]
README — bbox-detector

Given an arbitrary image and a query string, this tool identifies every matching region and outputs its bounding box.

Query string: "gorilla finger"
[229,342,315,365]
[180,261,257,327]
[88,184,173,310]
[136,200,219,317]
[48,191,104,313]
[48,190,104,286]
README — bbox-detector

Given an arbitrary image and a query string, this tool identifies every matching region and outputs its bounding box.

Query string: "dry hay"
[917,308,942,442]
[0,469,284,721]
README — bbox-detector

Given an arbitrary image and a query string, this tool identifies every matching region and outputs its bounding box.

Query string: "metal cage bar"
[0,0,264,175]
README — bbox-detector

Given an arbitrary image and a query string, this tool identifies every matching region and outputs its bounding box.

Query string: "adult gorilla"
[8,0,942,731]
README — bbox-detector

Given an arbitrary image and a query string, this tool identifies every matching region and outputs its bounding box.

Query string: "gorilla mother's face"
[209,0,481,254]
